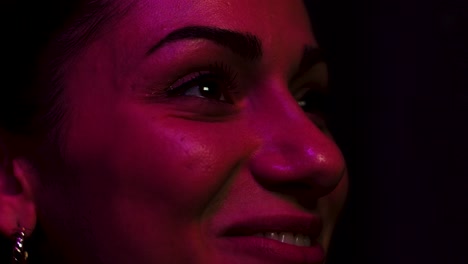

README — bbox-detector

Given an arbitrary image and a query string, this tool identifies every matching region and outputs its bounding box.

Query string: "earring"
[12,226,28,264]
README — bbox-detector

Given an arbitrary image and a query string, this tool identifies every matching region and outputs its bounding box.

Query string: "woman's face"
[34,0,348,263]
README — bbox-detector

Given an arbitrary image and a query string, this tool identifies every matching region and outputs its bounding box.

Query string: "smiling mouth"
[220,214,322,248]
[216,215,324,263]
[253,232,312,247]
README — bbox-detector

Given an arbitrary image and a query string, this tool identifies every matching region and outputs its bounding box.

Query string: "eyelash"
[296,89,331,130]
[145,61,329,127]
[165,62,240,103]
[297,90,330,113]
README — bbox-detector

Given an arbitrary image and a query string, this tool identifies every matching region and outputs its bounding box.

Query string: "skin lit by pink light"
[11,1,349,264]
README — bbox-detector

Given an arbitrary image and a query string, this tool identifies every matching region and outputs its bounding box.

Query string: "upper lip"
[221,214,322,239]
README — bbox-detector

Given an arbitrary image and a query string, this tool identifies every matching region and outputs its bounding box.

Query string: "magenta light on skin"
[0,1,348,264]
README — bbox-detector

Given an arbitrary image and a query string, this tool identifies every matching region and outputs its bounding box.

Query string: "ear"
[0,135,36,239]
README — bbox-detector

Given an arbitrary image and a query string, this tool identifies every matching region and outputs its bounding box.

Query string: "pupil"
[199,81,222,99]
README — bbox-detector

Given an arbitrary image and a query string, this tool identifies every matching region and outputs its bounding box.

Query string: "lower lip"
[216,236,325,264]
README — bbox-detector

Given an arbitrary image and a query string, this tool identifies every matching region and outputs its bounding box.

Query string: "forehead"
[127,0,311,26]
[94,0,315,66]
[144,0,308,33]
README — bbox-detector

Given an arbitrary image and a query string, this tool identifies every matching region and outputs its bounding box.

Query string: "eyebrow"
[292,46,326,80]
[146,26,262,60]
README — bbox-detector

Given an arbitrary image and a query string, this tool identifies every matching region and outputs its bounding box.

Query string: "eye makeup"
[291,62,331,131]
[165,62,240,104]
[144,62,240,104]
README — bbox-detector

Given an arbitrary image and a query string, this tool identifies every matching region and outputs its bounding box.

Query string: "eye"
[167,63,238,104]
[296,89,331,131]
[175,73,230,102]
[297,90,329,113]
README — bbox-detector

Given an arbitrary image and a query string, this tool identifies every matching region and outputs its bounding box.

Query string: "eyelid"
[290,63,329,107]
[167,70,212,94]
[291,64,331,129]
[290,62,328,90]
[167,62,239,97]
[143,61,239,100]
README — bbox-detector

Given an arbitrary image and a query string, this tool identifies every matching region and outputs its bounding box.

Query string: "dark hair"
[1,1,129,263]
[0,0,127,142]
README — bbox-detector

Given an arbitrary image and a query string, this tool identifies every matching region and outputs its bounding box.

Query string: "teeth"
[265,232,279,240]
[253,232,311,247]
[280,232,296,244]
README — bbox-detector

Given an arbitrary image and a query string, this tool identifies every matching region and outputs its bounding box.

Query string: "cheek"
[317,171,348,248]
[320,172,348,217]
[51,101,257,262]
[68,101,256,218]
[109,117,218,214]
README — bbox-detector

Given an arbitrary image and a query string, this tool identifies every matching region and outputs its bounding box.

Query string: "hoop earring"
[12,227,28,264]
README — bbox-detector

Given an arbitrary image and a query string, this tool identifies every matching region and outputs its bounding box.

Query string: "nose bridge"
[248,81,345,199]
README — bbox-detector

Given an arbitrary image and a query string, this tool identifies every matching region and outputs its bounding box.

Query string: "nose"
[248,81,346,204]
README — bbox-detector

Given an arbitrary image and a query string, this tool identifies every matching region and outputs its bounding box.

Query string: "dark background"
[305,0,468,263]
